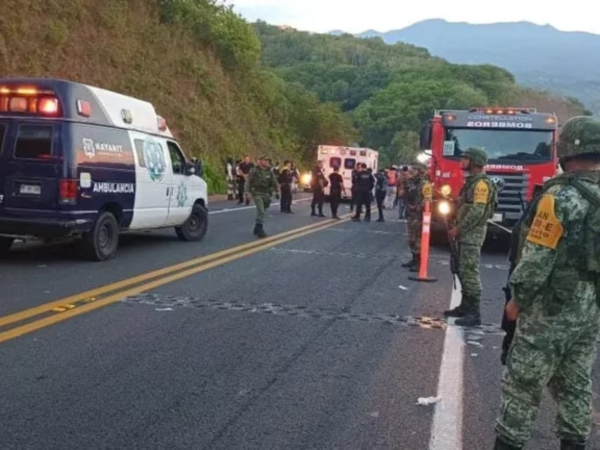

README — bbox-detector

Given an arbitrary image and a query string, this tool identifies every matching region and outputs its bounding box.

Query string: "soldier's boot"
[493,437,522,449]
[455,310,481,327]
[443,303,467,318]
[560,438,586,449]
[256,223,267,239]
[401,253,416,268]
[253,223,260,236]
[410,253,421,272]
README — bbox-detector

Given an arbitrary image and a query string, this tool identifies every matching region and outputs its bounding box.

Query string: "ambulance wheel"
[176,203,208,242]
[0,237,13,256]
[80,211,120,261]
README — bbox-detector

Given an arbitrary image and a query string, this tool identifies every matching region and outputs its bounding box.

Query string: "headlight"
[301,173,311,184]
[416,152,429,163]
[440,184,451,197]
[438,200,451,215]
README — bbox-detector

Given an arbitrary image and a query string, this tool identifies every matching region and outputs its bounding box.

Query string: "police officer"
[402,163,427,270]
[350,164,360,213]
[352,163,374,222]
[374,168,388,222]
[444,147,497,327]
[310,160,327,217]
[247,155,278,238]
[494,117,600,450]
[278,160,294,213]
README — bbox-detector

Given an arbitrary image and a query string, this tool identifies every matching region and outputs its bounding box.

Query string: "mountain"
[338,19,600,113]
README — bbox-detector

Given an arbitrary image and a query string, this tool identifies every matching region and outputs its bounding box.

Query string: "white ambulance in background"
[318,145,378,199]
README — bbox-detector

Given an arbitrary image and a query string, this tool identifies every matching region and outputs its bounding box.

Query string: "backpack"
[522,173,600,302]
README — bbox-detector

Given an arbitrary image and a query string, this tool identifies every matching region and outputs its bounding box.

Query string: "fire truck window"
[344,158,356,169]
[444,129,553,161]
[329,157,341,168]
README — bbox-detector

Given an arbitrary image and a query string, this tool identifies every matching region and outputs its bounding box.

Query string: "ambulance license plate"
[20,184,41,195]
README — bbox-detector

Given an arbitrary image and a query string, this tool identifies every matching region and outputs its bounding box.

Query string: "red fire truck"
[418,107,559,233]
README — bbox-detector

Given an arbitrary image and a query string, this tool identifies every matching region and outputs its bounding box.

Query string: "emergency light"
[0,86,61,116]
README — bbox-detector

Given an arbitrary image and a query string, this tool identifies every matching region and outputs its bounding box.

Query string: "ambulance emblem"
[143,137,166,182]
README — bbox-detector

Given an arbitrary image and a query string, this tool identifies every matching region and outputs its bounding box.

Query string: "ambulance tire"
[176,203,208,242]
[0,237,13,256]
[80,211,120,261]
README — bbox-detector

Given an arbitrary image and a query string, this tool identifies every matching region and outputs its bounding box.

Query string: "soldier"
[444,147,497,327]
[247,155,278,238]
[278,160,294,213]
[401,163,427,271]
[494,117,600,450]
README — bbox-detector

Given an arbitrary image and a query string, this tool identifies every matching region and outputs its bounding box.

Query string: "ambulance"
[317,145,378,199]
[0,78,208,261]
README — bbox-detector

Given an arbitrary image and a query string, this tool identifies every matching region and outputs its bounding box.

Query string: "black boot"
[410,253,421,272]
[318,208,326,218]
[311,207,317,217]
[401,253,416,268]
[256,223,267,238]
[494,436,522,449]
[561,438,586,449]
[444,304,467,318]
[253,223,260,236]
[455,311,482,327]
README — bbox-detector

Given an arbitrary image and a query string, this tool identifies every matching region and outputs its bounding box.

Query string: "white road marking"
[429,280,464,450]
[209,197,311,215]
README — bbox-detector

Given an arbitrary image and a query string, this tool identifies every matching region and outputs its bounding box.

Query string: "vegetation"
[253,22,590,166]
[0,0,356,192]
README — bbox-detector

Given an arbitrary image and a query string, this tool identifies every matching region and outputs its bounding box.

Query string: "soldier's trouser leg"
[254,195,268,224]
[457,243,482,313]
[496,310,598,447]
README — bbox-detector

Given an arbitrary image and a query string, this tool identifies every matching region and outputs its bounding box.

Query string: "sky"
[229,0,599,35]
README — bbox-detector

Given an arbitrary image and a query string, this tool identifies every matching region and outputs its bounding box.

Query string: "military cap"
[462,147,488,166]
[557,116,600,160]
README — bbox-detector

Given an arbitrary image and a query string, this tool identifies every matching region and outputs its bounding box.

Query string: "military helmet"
[557,116,600,160]
[462,147,488,166]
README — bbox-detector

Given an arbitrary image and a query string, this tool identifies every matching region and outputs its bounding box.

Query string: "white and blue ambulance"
[0,78,208,261]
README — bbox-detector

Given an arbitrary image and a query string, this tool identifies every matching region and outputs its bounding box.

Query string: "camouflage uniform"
[494,116,600,450]
[444,147,497,327]
[247,156,278,238]
[402,163,427,271]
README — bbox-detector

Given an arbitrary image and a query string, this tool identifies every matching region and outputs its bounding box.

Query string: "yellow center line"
[0,216,347,329]
[0,215,351,343]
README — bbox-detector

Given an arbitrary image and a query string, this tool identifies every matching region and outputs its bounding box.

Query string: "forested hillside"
[254,22,590,165]
[0,0,356,192]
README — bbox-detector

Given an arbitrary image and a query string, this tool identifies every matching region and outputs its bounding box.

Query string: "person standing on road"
[397,166,409,220]
[225,157,235,200]
[278,160,294,214]
[310,160,327,217]
[237,155,254,205]
[494,116,600,450]
[349,164,360,213]
[270,160,280,200]
[352,163,374,222]
[444,147,497,327]
[385,165,398,209]
[328,165,345,219]
[401,163,427,270]
[247,155,278,238]
[374,168,388,222]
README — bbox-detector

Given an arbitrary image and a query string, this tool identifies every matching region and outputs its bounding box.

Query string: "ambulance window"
[329,157,341,168]
[14,125,53,159]
[167,141,185,174]
[133,138,164,168]
[344,158,356,169]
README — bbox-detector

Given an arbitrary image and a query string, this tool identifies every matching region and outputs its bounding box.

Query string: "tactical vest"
[458,173,498,223]
[519,172,600,304]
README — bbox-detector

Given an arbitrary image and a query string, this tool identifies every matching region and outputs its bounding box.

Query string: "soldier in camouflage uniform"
[494,117,600,450]
[247,155,278,239]
[401,162,427,271]
[444,147,497,327]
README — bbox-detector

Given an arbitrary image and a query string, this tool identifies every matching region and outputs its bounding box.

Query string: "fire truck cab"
[418,107,558,234]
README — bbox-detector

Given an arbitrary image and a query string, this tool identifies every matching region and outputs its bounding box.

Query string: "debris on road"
[417,396,441,406]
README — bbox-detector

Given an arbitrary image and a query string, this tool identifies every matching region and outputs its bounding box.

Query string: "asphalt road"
[1,196,599,449]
